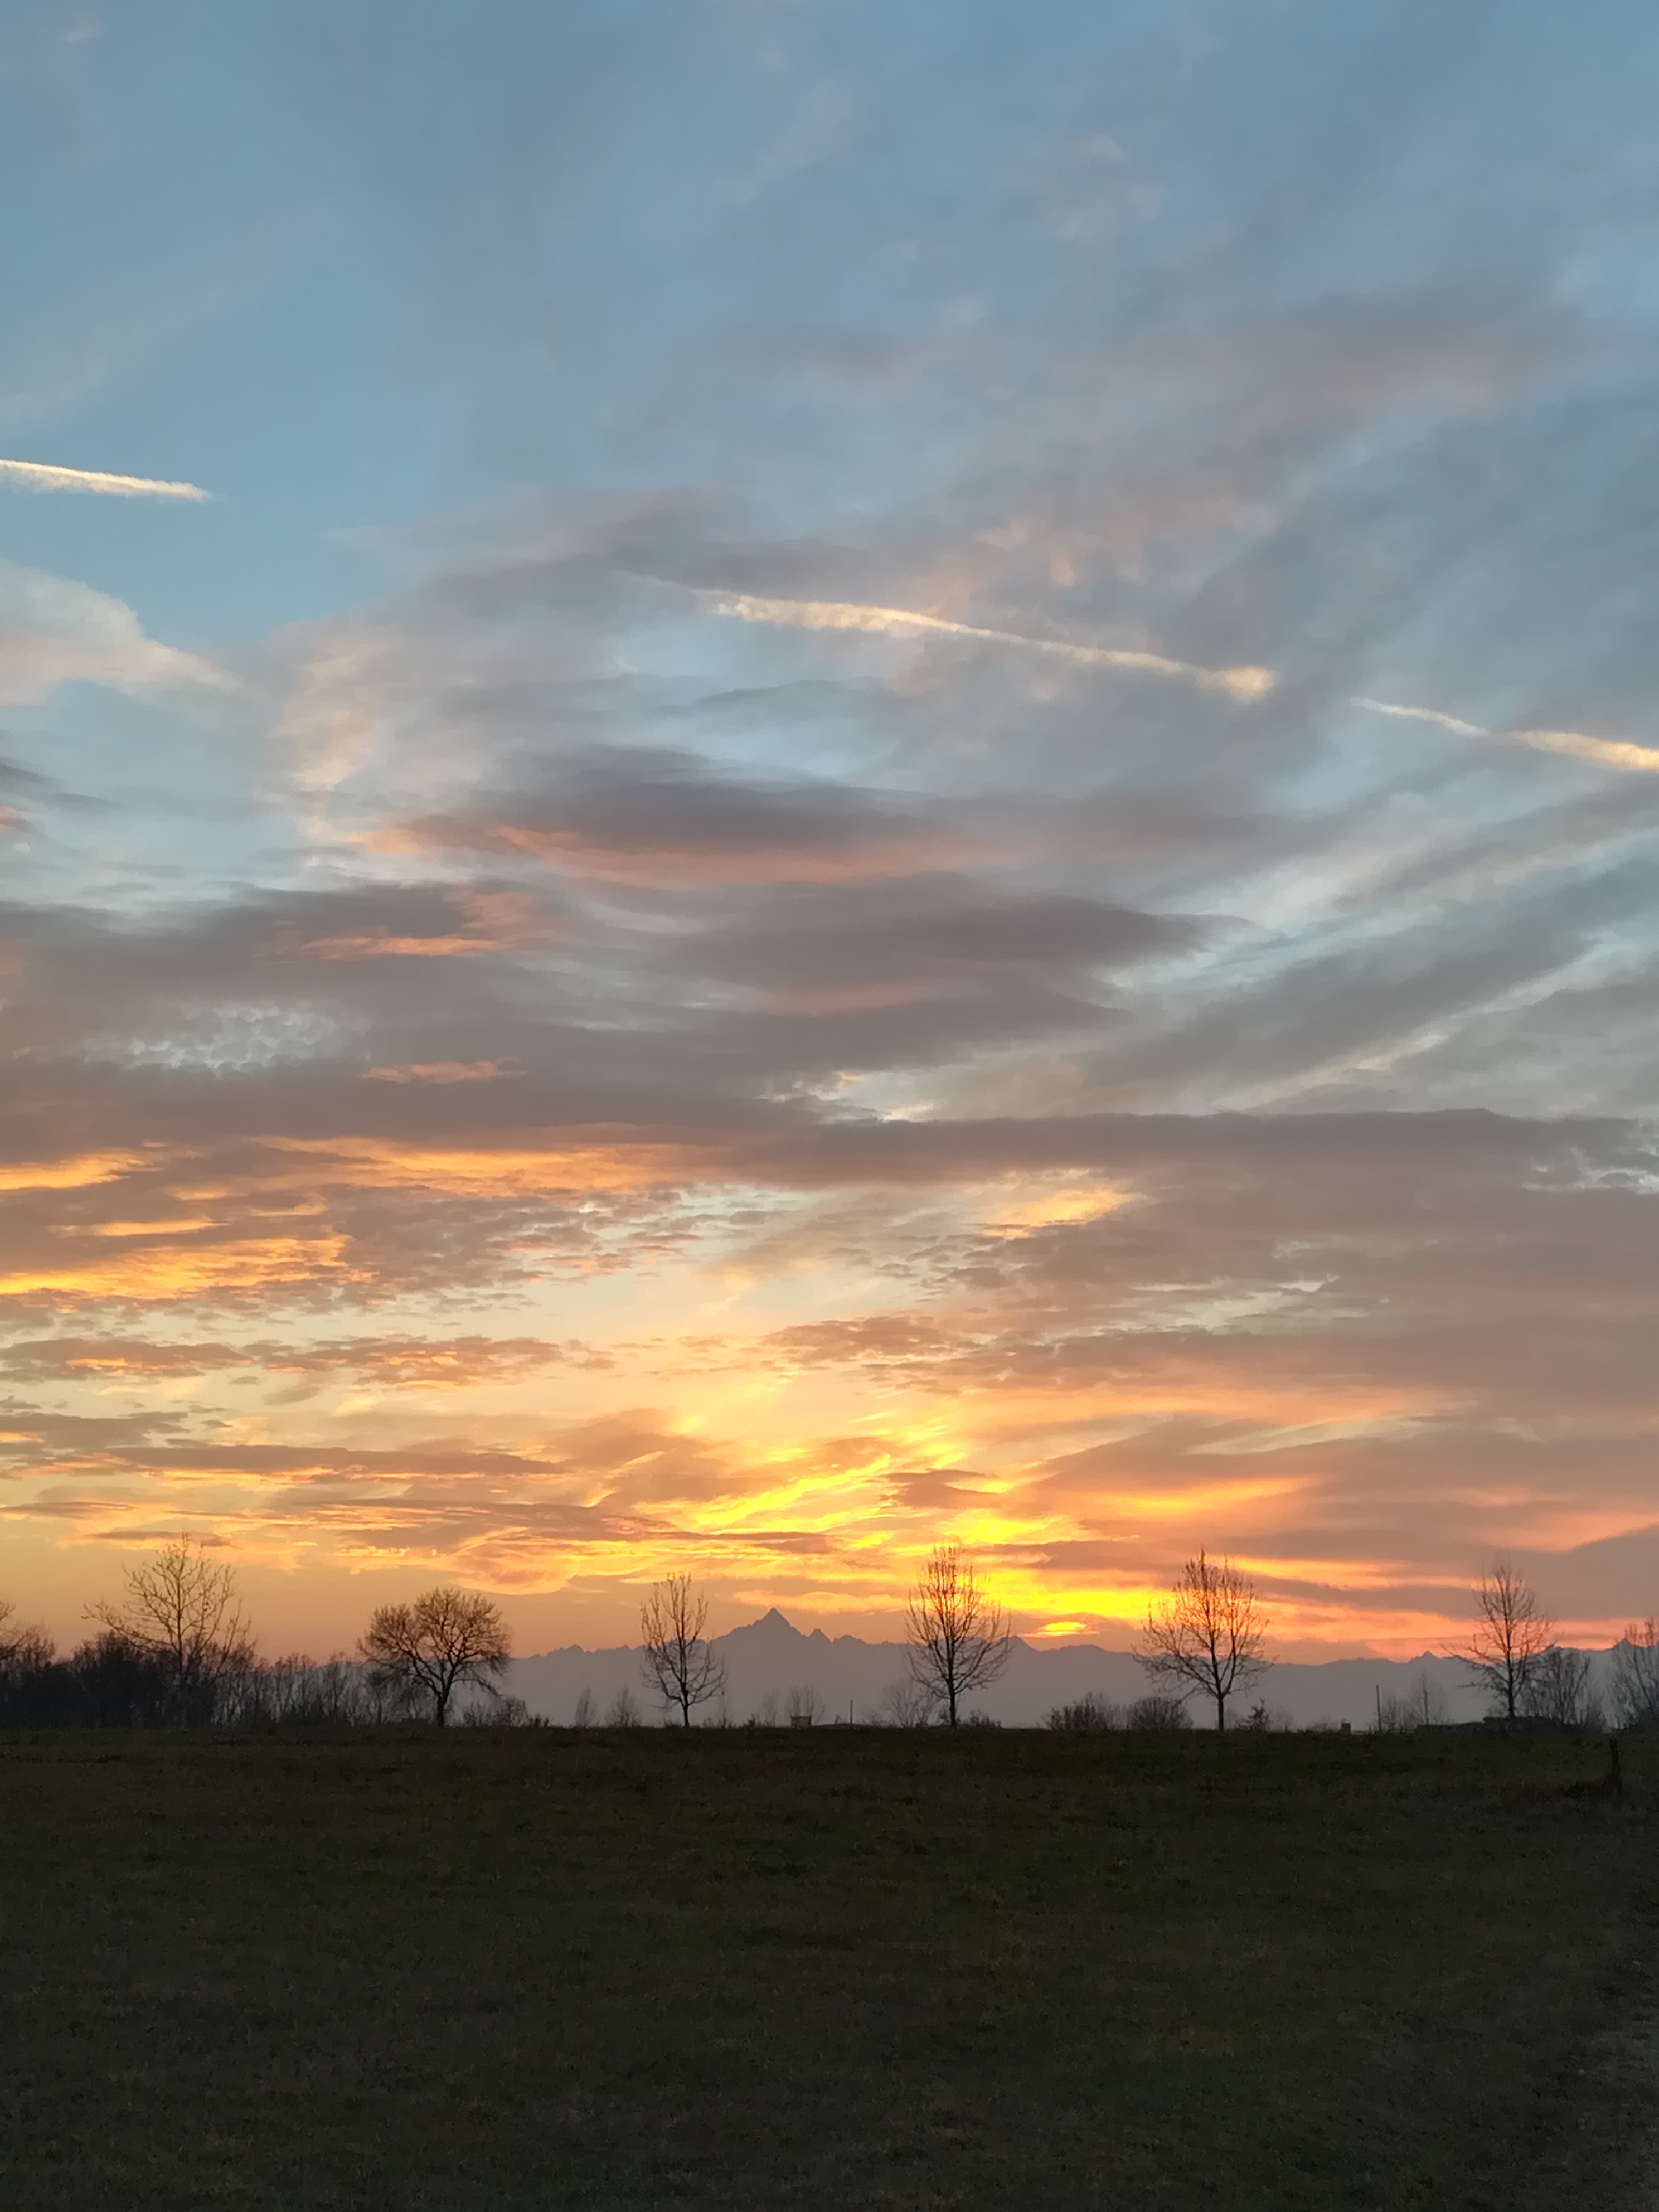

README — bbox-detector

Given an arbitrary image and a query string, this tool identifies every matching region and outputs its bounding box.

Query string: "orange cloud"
[263,1134,711,1194]
[0,1235,358,1301]
[379,814,979,887]
[0,1153,152,1193]
[266,890,545,962]
[298,933,507,959]
[985,1181,1131,1232]
[59,1218,216,1240]
[363,1061,522,1084]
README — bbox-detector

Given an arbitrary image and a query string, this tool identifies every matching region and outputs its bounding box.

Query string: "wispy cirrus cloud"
[0,562,233,703]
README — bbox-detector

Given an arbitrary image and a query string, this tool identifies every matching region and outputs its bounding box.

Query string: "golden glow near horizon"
[1,1097,1651,1656]
[1,1125,1643,1655]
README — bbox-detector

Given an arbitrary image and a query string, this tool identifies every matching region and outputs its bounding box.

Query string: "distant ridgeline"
[508,1608,1637,1731]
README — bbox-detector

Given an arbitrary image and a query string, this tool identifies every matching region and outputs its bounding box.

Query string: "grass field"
[0,1728,1653,2211]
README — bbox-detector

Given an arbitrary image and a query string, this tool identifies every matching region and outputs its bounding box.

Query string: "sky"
[4,0,1659,1661]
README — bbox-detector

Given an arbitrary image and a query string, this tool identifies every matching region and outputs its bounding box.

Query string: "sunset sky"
[4,1,1658,1660]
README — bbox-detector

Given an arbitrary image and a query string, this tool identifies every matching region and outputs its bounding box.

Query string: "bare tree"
[571,1686,596,1728]
[1045,1694,1123,1731]
[1522,1645,1599,1729]
[1376,1669,1452,1734]
[460,1692,535,1728]
[1409,1669,1450,1728]
[1139,1553,1270,1732]
[606,1684,642,1727]
[877,1677,934,1728]
[88,1535,254,1723]
[1612,1618,1659,1730]
[1128,1694,1193,1731]
[639,1573,725,1727]
[787,1684,823,1725]
[1449,1559,1551,1723]
[228,1651,380,1728]
[0,1598,51,1673]
[357,1587,510,1726]
[905,1542,1012,1728]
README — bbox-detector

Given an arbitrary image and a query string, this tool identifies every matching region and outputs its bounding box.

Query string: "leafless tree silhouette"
[1612,1618,1659,1729]
[88,1536,254,1723]
[1409,1670,1449,1728]
[358,1587,510,1726]
[0,1598,51,1673]
[606,1685,642,1726]
[1139,1552,1269,1731]
[1128,1693,1194,1731]
[216,1652,373,1728]
[878,1677,933,1728]
[460,1692,534,1728]
[639,1573,725,1726]
[905,1543,1012,1727]
[1376,1670,1452,1734]
[1449,1559,1551,1723]
[1045,1694,1123,1731]
[1522,1645,1599,1728]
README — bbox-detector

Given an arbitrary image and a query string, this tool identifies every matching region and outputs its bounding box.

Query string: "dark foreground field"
[0,1729,1653,2211]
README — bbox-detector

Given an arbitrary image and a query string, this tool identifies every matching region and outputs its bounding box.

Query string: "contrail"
[1352,697,1486,739]
[0,458,210,501]
[711,591,1277,702]
[712,601,1659,775]
[1508,725,1659,773]
[1355,697,1659,774]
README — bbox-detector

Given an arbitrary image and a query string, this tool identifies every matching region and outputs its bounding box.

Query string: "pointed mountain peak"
[722,1606,802,1640]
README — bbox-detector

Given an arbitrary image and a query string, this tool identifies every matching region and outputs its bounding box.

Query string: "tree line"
[2,1536,1655,1733]
[0,1543,518,1730]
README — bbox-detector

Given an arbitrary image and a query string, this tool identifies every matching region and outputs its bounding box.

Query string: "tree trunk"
[1215,1690,1226,1731]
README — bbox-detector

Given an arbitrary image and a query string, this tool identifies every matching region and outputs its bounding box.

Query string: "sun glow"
[986,1181,1131,1231]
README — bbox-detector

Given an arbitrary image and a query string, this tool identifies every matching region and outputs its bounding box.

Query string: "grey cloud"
[0,1332,588,1388]
[0,751,56,797]
[394,746,982,885]
[677,882,1194,995]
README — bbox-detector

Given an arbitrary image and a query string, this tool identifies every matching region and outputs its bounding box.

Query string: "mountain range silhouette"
[505,1610,1627,1729]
